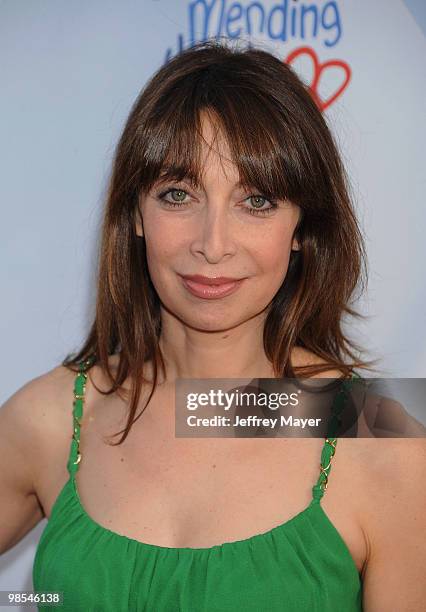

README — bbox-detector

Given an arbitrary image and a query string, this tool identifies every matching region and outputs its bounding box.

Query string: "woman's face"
[136,113,301,332]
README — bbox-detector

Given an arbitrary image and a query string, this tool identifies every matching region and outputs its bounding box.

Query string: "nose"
[190,202,237,263]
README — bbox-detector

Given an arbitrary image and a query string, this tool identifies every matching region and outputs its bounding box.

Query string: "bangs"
[137,66,308,206]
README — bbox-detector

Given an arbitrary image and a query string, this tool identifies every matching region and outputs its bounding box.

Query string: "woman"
[0,39,424,611]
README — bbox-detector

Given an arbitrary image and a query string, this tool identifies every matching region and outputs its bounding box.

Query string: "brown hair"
[63,38,379,445]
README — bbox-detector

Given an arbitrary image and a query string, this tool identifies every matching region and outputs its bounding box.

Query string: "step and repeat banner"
[1,0,425,600]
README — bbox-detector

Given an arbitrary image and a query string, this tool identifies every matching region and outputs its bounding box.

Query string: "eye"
[245,194,278,216]
[157,187,189,206]
[155,185,279,217]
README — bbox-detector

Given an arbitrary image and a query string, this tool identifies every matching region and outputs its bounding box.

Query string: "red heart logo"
[285,46,351,112]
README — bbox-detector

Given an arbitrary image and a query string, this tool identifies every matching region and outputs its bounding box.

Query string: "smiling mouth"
[179,275,246,300]
[180,274,244,285]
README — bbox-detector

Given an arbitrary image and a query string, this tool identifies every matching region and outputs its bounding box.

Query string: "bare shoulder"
[0,364,78,492]
[338,437,425,507]
[369,438,425,607]
[1,364,77,430]
[357,437,425,531]
[359,387,426,437]
[340,437,426,609]
[336,437,425,498]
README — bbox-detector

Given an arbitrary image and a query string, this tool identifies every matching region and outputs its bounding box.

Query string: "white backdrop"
[1,0,425,603]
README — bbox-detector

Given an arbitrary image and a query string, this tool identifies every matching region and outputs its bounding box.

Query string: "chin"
[179,310,244,333]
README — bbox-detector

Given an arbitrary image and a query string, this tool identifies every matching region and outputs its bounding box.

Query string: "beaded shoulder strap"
[311,371,360,503]
[66,356,96,478]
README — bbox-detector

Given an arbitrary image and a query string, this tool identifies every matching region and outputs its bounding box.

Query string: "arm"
[362,438,426,611]
[0,381,45,554]
[0,365,73,555]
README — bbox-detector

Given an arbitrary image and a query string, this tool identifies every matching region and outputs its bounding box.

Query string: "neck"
[157,311,277,383]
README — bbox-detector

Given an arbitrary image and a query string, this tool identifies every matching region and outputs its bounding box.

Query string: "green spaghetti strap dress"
[33,359,363,611]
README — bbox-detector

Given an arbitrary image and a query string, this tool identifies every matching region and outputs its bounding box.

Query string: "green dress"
[33,359,363,611]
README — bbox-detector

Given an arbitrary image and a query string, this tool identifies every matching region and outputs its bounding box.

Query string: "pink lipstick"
[179,274,246,299]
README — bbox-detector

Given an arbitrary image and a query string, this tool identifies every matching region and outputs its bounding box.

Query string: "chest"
[45,387,367,574]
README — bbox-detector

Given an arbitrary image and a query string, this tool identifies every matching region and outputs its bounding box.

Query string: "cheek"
[143,208,186,253]
[143,226,184,290]
[144,215,179,257]
[257,255,291,298]
[252,229,292,277]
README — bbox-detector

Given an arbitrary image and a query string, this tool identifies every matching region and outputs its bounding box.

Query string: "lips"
[180,274,243,285]
[179,274,246,300]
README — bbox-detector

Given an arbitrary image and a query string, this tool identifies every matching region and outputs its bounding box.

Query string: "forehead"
[191,110,239,179]
[140,105,296,203]
[159,111,242,187]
